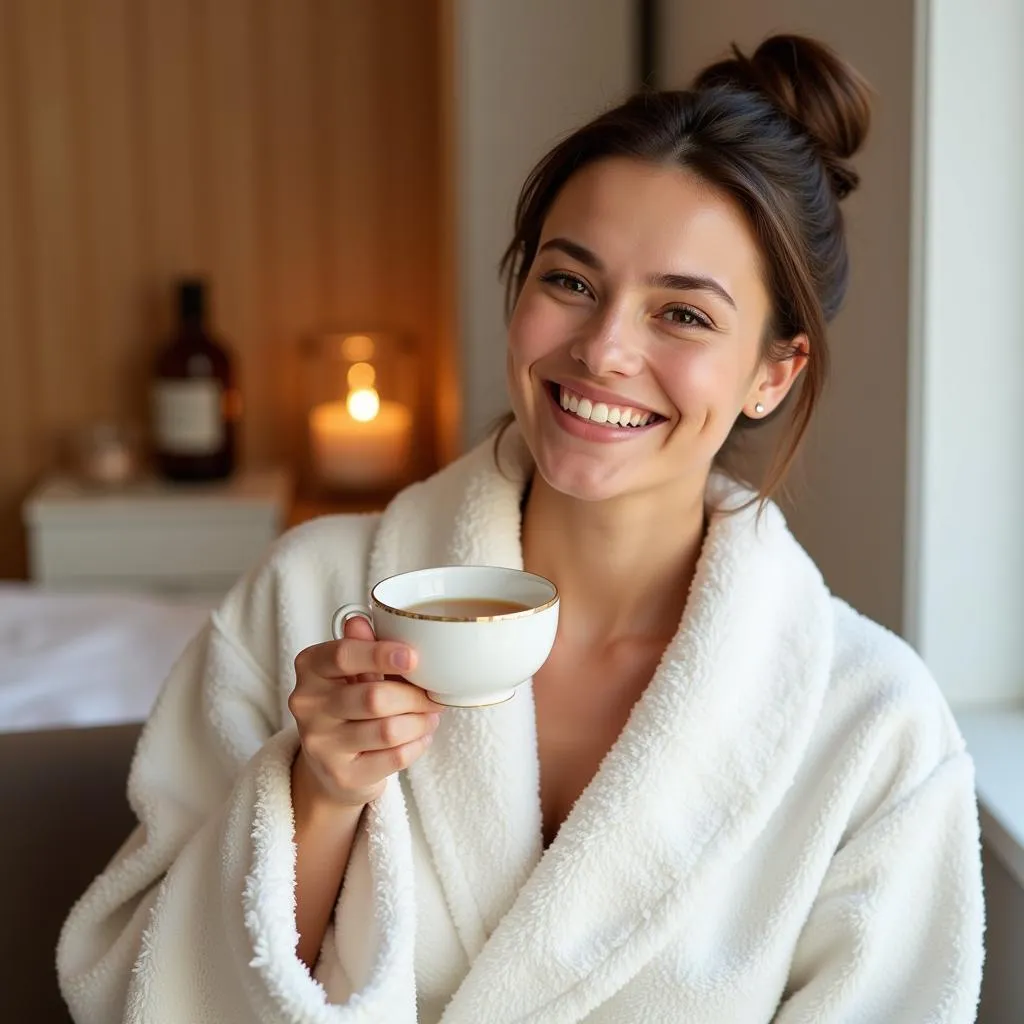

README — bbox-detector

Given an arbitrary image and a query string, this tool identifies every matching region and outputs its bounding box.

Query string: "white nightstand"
[23,467,292,599]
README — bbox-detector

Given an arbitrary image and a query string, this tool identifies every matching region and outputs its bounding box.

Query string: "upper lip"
[547,378,664,419]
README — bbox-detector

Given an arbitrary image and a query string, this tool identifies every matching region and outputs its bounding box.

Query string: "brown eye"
[663,306,712,329]
[539,271,592,297]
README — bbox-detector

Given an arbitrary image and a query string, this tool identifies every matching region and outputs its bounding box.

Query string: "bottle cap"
[178,278,206,321]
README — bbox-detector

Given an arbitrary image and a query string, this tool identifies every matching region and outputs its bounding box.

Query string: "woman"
[59,35,983,1023]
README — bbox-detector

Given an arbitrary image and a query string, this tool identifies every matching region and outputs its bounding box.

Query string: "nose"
[568,311,645,378]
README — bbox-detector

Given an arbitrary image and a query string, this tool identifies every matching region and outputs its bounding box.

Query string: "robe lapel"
[368,434,544,960]
[370,432,837,1023]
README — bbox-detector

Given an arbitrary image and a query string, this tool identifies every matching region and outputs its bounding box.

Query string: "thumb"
[342,612,376,642]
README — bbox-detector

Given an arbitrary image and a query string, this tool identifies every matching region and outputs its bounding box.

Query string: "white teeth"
[556,385,655,429]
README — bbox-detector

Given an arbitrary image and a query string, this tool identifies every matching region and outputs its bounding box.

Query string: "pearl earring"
[754,402,765,415]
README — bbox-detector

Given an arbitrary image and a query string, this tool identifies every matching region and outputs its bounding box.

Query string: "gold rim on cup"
[370,565,559,623]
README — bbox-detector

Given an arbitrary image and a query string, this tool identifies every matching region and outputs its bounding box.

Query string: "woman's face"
[507,157,805,504]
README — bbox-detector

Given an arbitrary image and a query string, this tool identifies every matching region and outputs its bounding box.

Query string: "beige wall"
[0,0,451,579]
[659,2,915,633]
[453,0,637,447]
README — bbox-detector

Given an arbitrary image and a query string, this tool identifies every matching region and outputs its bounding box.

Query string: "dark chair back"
[0,723,142,1023]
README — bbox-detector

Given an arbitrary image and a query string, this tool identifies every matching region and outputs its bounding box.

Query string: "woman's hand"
[289,615,444,809]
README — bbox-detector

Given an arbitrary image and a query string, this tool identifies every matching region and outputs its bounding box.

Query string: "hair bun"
[694,34,872,200]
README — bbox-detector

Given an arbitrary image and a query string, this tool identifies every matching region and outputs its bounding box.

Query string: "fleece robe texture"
[58,431,984,1023]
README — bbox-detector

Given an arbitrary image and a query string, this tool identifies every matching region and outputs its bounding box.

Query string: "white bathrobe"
[57,432,984,1023]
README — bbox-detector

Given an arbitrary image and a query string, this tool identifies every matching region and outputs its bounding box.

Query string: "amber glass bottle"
[151,278,238,481]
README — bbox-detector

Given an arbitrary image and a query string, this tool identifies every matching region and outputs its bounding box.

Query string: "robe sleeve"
[56,520,418,1024]
[773,750,984,1023]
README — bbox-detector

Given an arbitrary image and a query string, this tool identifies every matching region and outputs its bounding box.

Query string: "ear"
[743,335,809,418]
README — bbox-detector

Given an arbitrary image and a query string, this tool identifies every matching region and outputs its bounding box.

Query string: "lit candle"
[309,384,412,490]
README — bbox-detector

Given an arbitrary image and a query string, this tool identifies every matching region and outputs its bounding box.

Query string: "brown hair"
[497,34,871,507]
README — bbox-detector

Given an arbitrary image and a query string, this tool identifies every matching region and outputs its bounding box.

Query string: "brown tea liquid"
[405,597,530,619]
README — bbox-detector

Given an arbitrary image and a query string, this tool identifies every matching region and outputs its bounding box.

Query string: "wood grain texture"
[0,0,451,578]
[0,0,36,570]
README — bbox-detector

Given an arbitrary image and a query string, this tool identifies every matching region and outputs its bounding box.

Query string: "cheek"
[508,289,571,366]
[507,294,553,417]
[654,346,751,422]
[654,347,726,401]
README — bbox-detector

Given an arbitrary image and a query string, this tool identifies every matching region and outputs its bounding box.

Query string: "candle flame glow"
[347,386,380,422]
[347,361,376,390]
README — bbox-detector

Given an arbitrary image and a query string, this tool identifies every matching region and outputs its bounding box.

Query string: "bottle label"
[152,380,224,455]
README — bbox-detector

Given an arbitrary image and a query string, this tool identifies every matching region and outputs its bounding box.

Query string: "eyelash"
[662,305,713,330]
[538,271,714,330]
[539,270,591,296]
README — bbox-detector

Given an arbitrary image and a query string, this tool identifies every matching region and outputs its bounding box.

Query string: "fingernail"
[429,713,441,727]
[423,732,434,746]
[390,648,412,671]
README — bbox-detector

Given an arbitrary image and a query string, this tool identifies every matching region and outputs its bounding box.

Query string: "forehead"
[539,157,764,288]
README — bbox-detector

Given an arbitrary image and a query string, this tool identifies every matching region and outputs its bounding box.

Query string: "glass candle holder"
[300,331,418,495]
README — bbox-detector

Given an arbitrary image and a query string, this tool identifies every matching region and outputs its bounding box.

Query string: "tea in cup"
[332,565,559,707]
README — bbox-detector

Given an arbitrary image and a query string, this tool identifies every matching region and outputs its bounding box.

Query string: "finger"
[335,679,446,720]
[304,638,417,680]
[350,732,436,781]
[340,712,440,753]
[342,616,385,683]
[342,614,375,642]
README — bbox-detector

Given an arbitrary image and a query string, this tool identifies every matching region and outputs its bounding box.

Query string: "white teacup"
[332,565,559,707]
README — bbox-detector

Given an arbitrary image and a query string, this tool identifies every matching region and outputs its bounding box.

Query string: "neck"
[521,473,707,645]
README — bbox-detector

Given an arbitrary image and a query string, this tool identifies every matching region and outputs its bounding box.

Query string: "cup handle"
[331,603,373,640]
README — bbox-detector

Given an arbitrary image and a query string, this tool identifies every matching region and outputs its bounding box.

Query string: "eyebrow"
[538,236,737,310]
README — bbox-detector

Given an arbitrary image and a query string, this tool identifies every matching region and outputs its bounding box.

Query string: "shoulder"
[214,512,382,656]
[828,598,960,745]
[824,598,969,832]
[268,511,382,572]
[249,510,383,599]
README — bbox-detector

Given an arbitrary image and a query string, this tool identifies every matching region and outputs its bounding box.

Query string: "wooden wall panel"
[321,0,382,325]
[18,0,87,441]
[0,1,35,567]
[254,0,321,476]
[74,0,142,425]
[0,0,449,578]
[203,0,263,459]
[379,0,446,472]
[139,0,200,282]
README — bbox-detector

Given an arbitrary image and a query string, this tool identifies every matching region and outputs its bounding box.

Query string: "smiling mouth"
[547,382,665,429]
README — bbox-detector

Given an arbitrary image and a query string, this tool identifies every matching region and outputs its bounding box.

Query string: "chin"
[530,442,637,503]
